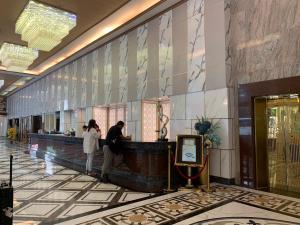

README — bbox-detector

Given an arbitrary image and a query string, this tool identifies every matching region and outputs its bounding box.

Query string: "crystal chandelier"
[15,0,77,51]
[0,43,38,72]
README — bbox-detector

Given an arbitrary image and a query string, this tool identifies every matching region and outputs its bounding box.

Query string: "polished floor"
[0,140,299,225]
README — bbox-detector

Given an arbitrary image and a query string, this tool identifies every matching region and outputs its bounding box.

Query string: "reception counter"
[29,133,176,192]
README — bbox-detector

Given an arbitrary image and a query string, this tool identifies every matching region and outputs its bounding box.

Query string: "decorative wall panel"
[64,65,69,110]
[159,11,173,97]
[45,75,50,113]
[81,55,88,108]
[93,107,107,137]
[187,0,205,92]
[91,50,99,106]
[56,69,62,111]
[136,24,148,100]
[142,102,157,142]
[75,59,82,109]
[119,35,128,103]
[104,43,112,105]
[71,61,77,110]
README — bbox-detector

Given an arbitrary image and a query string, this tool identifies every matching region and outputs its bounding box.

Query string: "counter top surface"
[29,133,175,144]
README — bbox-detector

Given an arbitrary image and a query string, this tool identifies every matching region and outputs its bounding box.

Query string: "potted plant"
[194,116,221,148]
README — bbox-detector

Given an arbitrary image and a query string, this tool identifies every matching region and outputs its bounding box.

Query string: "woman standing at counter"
[83,119,100,176]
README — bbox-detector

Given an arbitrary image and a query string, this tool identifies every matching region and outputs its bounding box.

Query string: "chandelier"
[15,0,77,51]
[0,43,38,72]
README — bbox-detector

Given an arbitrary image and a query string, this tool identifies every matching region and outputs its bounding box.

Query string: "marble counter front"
[29,133,176,192]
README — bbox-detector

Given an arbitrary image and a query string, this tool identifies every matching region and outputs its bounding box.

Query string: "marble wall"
[7,0,239,182]
[227,0,300,85]
[222,0,300,184]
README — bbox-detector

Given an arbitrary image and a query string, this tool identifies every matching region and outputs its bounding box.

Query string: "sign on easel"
[175,135,204,167]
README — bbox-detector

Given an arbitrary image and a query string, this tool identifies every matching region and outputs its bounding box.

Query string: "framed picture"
[174,135,204,167]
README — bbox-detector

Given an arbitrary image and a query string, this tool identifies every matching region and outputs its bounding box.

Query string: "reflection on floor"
[0,140,299,225]
[0,140,154,225]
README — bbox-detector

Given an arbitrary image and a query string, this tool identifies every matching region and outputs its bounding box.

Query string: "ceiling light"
[16,0,77,51]
[6,86,17,92]
[0,43,38,72]
[15,81,26,86]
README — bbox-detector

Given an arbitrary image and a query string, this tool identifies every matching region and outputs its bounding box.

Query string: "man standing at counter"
[101,121,131,183]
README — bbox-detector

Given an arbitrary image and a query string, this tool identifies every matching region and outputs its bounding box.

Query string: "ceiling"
[0,73,22,93]
[0,0,130,70]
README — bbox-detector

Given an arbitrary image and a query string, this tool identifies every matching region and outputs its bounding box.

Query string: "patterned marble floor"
[0,140,154,225]
[55,184,300,225]
[1,140,300,225]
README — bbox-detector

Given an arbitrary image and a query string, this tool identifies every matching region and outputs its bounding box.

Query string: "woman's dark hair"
[87,119,96,131]
[116,121,124,126]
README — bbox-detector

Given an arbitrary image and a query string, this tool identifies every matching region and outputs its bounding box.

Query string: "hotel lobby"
[0,0,300,224]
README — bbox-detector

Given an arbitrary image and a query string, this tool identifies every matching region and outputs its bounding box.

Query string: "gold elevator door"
[266,97,300,194]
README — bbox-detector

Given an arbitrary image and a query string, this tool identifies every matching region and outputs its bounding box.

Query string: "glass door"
[266,96,300,193]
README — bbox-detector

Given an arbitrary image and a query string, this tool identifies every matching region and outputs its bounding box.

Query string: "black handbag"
[0,155,13,225]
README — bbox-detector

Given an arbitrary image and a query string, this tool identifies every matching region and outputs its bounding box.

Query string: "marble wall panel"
[56,69,62,111]
[67,64,73,110]
[230,0,300,85]
[97,47,105,106]
[212,118,233,150]
[40,78,45,113]
[85,53,93,107]
[204,0,227,90]
[131,101,142,121]
[186,91,205,120]
[170,119,192,140]
[59,110,64,133]
[126,121,136,141]
[91,49,99,106]
[35,80,40,114]
[70,62,77,110]
[221,149,234,179]
[111,39,119,104]
[64,65,70,110]
[36,81,40,114]
[159,11,173,97]
[85,107,93,124]
[135,120,142,141]
[224,0,232,87]
[19,91,22,116]
[75,59,82,109]
[54,71,59,112]
[127,30,137,102]
[16,91,19,117]
[31,82,36,115]
[119,35,128,103]
[104,43,112,105]
[204,88,229,119]
[19,91,22,117]
[187,0,205,93]
[126,102,132,121]
[146,18,159,99]
[81,55,88,108]
[170,94,186,120]
[136,24,148,100]
[172,3,187,95]
[210,148,221,177]
[50,74,55,112]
